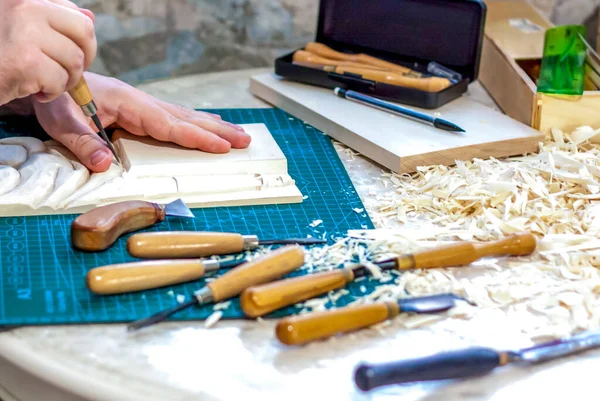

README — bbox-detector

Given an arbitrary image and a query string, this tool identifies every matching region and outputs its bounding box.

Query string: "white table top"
[1,68,598,401]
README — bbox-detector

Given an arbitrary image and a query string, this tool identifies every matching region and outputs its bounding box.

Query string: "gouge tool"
[304,42,423,78]
[353,327,600,391]
[71,199,194,252]
[239,232,536,318]
[275,293,470,346]
[68,76,120,164]
[127,245,305,331]
[126,231,326,259]
[295,62,450,92]
[86,257,246,295]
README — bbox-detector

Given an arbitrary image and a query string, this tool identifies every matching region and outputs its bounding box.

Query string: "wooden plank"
[249,73,545,174]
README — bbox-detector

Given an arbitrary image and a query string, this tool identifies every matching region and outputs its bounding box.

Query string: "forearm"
[0,97,34,117]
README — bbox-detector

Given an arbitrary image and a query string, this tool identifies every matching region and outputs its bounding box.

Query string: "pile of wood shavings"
[316,126,600,340]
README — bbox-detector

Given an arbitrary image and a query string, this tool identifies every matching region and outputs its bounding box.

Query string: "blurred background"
[73,0,600,86]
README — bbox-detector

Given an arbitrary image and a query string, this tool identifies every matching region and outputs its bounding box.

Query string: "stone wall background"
[73,0,600,85]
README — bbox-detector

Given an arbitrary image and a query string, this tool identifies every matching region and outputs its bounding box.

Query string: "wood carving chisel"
[239,232,536,318]
[296,63,450,92]
[275,293,471,346]
[353,327,600,391]
[126,231,326,259]
[304,42,423,78]
[127,245,305,331]
[292,50,390,71]
[71,199,195,252]
[86,257,246,295]
[68,76,121,164]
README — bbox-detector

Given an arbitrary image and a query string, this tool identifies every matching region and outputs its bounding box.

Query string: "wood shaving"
[204,311,223,328]
[296,125,600,343]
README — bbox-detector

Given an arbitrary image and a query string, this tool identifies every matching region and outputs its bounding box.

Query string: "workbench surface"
[1,68,598,401]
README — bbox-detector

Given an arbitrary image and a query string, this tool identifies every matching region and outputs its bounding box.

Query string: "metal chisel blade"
[398,293,472,313]
[164,198,195,218]
[91,114,121,165]
[259,238,327,246]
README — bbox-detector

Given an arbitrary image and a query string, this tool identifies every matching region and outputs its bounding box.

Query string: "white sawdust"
[298,126,600,341]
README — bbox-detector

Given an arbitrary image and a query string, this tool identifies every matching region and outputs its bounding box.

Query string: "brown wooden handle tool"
[86,259,210,295]
[71,200,167,252]
[332,65,450,92]
[293,50,389,71]
[68,76,94,107]
[127,231,247,258]
[276,301,398,345]
[305,42,421,77]
[207,245,305,301]
[240,267,354,317]
[293,50,450,92]
[239,232,536,318]
[392,231,537,270]
[126,245,306,331]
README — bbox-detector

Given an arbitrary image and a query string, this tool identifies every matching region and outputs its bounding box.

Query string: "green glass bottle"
[537,25,587,96]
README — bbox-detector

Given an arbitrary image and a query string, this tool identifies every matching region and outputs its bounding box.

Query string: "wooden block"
[113,123,288,178]
[0,124,303,217]
[249,73,544,174]
[479,0,600,134]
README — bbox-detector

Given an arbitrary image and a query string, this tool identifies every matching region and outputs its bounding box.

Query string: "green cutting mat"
[0,108,375,326]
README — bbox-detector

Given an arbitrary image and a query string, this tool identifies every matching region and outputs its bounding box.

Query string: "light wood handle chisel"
[86,258,244,295]
[126,231,325,259]
[68,76,120,163]
[240,232,536,318]
[297,62,451,92]
[275,294,467,345]
[71,199,194,252]
[293,50,389,71]
[304,42,422,77]
[127,245,306,330]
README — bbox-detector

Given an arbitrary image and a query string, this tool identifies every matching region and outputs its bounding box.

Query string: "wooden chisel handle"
[86,259,212,295]
[305,42,420,76]
[333,66,450,92]
[208,245,305,301]
[276,301,399,345]
[293,50,388,71]
[393,232,537,270]
[127,231,248,258]
[68,76,93,107]
[71,200,165,252]
[240,268,354,317]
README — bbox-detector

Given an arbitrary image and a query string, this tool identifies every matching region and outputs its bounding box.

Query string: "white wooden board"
[0,123,302,217]
[249,73,545,174]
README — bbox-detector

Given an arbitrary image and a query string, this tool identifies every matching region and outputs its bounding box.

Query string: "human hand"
[32,72,252,172]
[0,0,97,106]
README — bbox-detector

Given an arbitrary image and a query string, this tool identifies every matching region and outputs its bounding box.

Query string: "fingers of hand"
[32,94,113,172]
[116,101,232,153]
[157,102,251,148]
[40,31,85,92]
[45,1,97,69]
[20,52,69,102]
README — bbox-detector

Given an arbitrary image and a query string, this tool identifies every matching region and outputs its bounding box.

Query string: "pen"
[333,87,465,132]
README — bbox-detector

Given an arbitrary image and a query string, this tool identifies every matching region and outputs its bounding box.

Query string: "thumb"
[32,95,113,172]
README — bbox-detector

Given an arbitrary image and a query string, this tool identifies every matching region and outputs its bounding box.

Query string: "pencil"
[333,87,465,133]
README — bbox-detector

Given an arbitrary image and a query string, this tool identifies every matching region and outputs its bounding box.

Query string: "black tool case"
[274,0,486,109]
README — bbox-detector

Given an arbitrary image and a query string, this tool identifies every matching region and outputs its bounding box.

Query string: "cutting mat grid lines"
[0,108,375,326]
